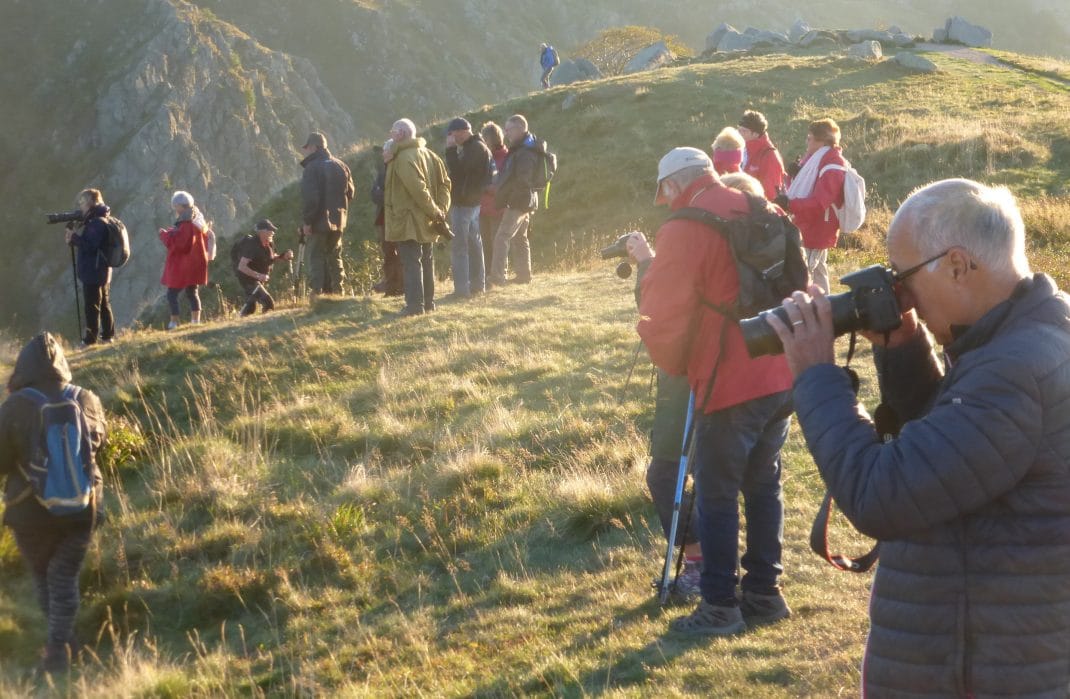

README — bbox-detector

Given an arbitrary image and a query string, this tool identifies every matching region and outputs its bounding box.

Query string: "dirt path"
[913,43,1003,66]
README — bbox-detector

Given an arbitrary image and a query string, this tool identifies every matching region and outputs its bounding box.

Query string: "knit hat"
[303,132,327,149]
[738,110,768,135]
[255,219,278,232]
[171,190,194,207]
[446,117,472,133]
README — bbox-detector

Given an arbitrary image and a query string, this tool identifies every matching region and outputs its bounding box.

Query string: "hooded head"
[7,332,71,393]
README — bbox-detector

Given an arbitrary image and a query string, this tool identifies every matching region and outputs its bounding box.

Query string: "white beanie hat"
[171,190,195,207]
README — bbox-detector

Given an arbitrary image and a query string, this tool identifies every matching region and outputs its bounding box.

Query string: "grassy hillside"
[240,46,1070,313]
[2,47,1070,696]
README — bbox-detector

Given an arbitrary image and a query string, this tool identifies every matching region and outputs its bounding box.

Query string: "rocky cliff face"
[6,0,355,328]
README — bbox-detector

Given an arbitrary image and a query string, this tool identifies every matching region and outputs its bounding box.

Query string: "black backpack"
[230,234,256,271]
[97,216,130,268]
[666,194,808,318]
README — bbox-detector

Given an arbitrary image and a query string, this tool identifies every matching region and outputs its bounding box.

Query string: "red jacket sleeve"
[757,150,786,201]
[637,222,702,376]
[162,223,194,253]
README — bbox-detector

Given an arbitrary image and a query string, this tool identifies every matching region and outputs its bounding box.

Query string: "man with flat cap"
[233,219,294,316]
[299,131,355,295]
[444,117,492,298]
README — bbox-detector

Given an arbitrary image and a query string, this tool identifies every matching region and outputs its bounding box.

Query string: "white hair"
[171,190,194,208]
[666,165,715,189]
[392,119,416,139]
[889,178,1030,277]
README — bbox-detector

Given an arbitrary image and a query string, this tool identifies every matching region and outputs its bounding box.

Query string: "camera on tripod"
[740,265,903,357]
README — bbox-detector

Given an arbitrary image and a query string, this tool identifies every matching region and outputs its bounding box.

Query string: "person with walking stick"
[637,148,794,636]
[64,189,115,347]
[232,219,293,316]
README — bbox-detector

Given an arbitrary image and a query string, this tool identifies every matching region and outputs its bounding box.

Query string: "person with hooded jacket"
[64,188,114,346]
[768,179,1070,698]
[0,333,106,674]
[489,114,543,287]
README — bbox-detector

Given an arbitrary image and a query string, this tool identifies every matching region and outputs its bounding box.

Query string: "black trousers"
[239,278,274,316]
[83,283,114,343]
[12,521,93,651]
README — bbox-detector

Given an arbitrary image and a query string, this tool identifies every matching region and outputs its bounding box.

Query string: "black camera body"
[431,216,454,240]
[740,264,902,357]
[600,234,634,279]
[46,210,85,225]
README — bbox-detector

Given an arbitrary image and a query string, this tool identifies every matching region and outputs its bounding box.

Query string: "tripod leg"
[659,392,695,605]
[70,246,83,341]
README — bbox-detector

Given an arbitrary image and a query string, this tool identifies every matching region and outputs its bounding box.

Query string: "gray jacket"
[794,274,1070,698]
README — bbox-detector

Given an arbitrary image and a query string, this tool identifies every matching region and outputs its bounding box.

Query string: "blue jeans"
[398,240,435,314]
[692,390,792,605]
[449,205,484,295]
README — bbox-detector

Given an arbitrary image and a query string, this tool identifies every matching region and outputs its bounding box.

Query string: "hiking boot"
[669,601,746,636]
[740,590,791,625]
[166,321,179,330]
[39,643,72,675]
[672,558,702,599]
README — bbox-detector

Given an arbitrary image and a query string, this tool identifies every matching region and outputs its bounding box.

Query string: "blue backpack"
[17,386,94,516]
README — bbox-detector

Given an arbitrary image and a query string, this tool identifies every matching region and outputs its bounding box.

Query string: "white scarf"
[786,146,830,200]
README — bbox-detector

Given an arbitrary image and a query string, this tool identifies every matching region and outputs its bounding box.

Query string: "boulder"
[718,28,759,52]
[848,41,883,60]
[894,51,939,73]
[549,58,601,86]
[705,22,735,52]
[788,19,812,43]
[846,29,895,44]
[623,41,676,74]
[892,33,915,48]
[933,27,948,42]
[946,16,993,47]
[799,29,841,48]
[888,25,903,34]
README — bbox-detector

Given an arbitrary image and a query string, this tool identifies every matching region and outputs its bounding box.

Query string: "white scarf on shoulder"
[786,146,830,200]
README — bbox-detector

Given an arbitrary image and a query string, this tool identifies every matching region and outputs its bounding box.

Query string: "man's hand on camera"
[624,232,653,264]
[764,286,836,377]
[860,308,922,348]
[283,249,294,261]
[65,229,74,244]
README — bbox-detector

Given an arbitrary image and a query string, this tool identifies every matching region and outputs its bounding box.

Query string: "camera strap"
[808,330,896,573]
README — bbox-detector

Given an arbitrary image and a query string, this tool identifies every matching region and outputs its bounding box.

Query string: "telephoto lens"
[739,265,903,357]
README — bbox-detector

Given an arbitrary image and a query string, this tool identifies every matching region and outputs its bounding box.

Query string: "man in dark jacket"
[767,178,1070,698]
[64,188,114,346]
[0,333,106,674]
[371,141,402,296]
[299,132,355,295]
[444,117,491,298]
[489,114,541,287]
[233,219,294,316]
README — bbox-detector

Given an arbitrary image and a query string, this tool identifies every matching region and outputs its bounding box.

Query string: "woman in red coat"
[159,190,209,329]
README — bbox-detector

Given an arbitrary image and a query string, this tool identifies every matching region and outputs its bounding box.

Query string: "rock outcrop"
[551,59,603,86]
[894,52,940,73]
[623,42,675,73]
[848,41,883,60]
[945,16,993,48]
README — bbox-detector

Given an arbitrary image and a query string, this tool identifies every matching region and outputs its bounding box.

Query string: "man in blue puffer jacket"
[766,178,1070,698]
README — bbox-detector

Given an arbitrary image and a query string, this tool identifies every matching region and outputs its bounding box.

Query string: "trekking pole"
[659,391,696,605]
[70,245,83,340]
[294,228,306,302]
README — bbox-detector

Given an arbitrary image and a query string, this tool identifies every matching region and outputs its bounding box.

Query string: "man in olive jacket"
[300,131,355,295]
[1,333,106,674]
[767,179,1070,698]
[384,118,451,316]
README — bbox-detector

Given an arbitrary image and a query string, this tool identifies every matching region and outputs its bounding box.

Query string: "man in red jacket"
[738,110,786,201]
[635,147,794,636]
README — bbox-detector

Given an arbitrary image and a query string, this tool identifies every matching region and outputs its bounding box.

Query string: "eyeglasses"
[893,249,949,283]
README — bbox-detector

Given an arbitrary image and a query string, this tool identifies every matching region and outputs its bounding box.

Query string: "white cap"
[171,190,194,207]
[655,147,713,204]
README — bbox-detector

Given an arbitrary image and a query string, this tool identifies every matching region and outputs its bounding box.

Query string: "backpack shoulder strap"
[17,387,48,404]
[665,206,730,233]
[818,163,848,177]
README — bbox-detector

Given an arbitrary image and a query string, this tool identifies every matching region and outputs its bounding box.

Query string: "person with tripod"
[64,189,114,347]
